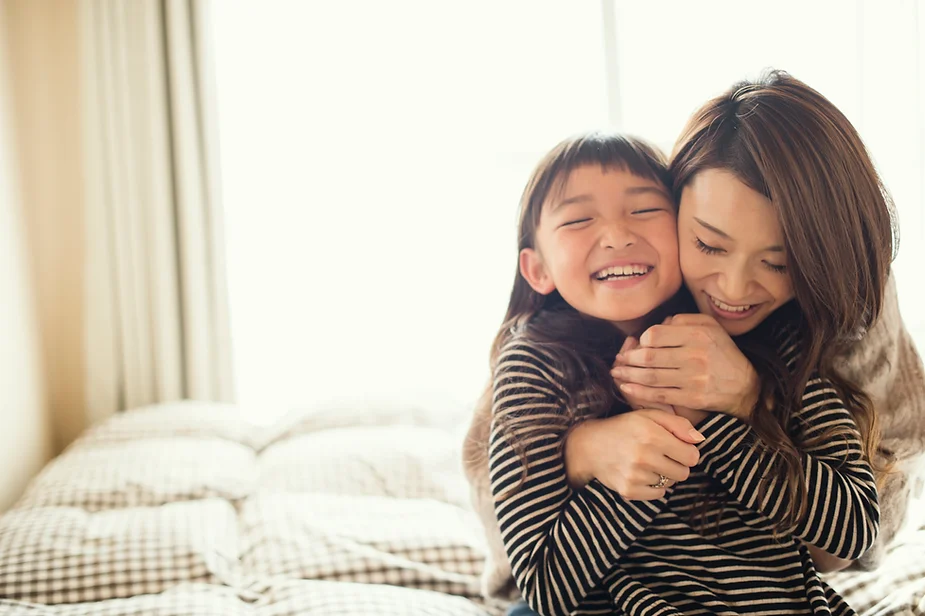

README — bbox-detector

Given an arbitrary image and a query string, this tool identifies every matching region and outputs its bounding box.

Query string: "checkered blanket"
[0,402,922,615]
[0,402,508,615]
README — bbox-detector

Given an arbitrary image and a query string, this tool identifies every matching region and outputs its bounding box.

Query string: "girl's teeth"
[596,265,649,280]
[711,296,752,312]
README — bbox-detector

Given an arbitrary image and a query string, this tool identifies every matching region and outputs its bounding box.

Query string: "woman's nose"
[718,265,752,301]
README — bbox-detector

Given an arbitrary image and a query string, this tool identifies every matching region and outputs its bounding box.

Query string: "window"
[212,1,925,421]
[212,1,612,420]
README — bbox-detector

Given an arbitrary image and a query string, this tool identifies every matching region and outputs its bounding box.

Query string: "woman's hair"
[671,69,896,531]
[476,132,684,489]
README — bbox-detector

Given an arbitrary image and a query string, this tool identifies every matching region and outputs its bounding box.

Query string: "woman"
[465,70,925,614]
[610,70,925,572]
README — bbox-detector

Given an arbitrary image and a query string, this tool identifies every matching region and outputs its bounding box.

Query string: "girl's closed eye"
[632,208,666,215]
[559,217,592,229]
[694,237,724,255]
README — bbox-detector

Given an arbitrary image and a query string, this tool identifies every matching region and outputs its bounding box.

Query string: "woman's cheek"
[767,272,795,304]
[678,242,701,282]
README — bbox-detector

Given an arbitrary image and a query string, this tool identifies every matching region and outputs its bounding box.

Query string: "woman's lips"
[704,292,761,320]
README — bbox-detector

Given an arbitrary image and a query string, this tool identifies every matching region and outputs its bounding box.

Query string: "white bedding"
[0,401,921,615]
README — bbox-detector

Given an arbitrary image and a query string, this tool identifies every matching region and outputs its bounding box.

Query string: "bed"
[0,401,922,615]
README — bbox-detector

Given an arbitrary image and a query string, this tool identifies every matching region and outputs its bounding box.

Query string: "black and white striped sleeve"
[694,374,880,560]
[488,340,669,616]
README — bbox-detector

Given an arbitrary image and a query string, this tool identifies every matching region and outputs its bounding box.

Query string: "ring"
[650,474,669,489]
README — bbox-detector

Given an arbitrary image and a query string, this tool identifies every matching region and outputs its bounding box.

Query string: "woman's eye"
[764,261,788,274]
[694,237,724,255]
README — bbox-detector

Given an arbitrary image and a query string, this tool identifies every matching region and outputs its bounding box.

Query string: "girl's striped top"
[488,327,880,616]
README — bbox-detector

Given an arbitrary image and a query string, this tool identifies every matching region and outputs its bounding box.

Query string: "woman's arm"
[489,340,672,616]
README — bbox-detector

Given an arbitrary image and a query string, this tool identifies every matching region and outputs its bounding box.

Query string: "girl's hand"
[564,410,705,499]
[610,314,760,421]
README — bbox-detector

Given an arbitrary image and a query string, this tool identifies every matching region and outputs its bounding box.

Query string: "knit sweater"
[462,274,925,599]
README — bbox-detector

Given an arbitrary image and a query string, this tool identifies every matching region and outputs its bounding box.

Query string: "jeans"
[505,601,540,616]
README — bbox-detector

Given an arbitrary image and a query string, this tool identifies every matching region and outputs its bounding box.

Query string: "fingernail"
[619,383,630,392]
[689,429,705,443]
[615,354,625,362]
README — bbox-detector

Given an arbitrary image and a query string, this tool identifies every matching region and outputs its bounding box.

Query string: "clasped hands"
[565,314,759,498]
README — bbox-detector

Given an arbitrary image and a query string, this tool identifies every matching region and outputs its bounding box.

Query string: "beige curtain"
[3,0,90,451]
[80,0,234,422]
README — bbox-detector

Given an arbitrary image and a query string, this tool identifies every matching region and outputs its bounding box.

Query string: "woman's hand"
[672,406,712,428]
[564,410,705,499]
[610,314,760,421]
[612,336,675,413]
[613,337,712,427]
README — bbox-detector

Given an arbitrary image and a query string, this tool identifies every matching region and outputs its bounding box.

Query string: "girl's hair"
[671,69,896,531]
[477,132,685,484]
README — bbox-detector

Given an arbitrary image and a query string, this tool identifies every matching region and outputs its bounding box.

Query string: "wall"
[0,8,53,511]
[3,0,88,454]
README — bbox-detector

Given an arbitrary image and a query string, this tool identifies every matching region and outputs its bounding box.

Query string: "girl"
[461,134,707,602]
[469,73,888,614]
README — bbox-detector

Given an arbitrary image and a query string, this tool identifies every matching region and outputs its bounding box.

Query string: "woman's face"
[678,168,794,336]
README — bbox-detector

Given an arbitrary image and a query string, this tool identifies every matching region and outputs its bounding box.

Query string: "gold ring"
[650,474,669,489]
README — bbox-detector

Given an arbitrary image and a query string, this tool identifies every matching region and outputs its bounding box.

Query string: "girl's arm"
[489,340,669,616]
[693,373,880,561]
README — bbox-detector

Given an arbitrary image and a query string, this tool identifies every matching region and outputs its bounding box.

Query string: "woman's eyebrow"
[694,216,784,252]
[694,216,732,239]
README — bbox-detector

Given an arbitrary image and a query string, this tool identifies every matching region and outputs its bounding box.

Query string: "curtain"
[80,0,234,423]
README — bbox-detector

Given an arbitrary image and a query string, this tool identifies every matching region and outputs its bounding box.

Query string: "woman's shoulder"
[833,273,925,441]
[834,273,920,374]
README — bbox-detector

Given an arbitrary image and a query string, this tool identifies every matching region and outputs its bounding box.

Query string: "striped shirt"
[488,327,880,616]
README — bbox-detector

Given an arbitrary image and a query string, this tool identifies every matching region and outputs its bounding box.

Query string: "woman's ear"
[520,248,555,295]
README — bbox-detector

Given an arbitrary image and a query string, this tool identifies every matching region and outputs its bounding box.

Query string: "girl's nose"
[600,224,635,249]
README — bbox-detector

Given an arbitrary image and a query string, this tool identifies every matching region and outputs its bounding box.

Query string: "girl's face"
[678,168,795,336]
[520,164,682,334]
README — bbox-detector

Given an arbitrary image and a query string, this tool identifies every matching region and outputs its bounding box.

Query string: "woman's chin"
[717,319,759,336]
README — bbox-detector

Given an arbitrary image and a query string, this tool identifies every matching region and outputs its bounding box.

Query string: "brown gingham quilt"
[0,401,922,615]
